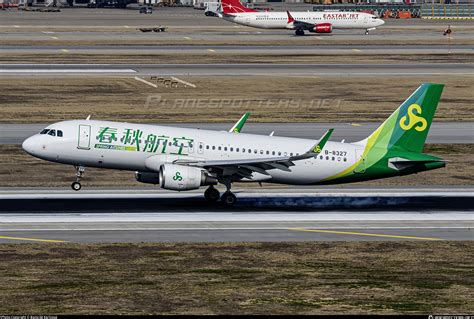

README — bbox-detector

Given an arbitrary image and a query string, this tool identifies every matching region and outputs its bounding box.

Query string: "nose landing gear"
[71,165,85,191]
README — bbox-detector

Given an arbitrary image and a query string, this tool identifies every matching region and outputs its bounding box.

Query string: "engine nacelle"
[312,23,332,33]
[159,164,217,191]
[135,171,161,185]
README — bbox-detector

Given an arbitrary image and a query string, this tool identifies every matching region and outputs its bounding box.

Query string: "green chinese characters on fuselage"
[94,127,194,156]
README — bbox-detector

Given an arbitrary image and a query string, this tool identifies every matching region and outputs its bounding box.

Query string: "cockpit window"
[40,129,49,135]
[47,129,56,137]
[57,130,63,137]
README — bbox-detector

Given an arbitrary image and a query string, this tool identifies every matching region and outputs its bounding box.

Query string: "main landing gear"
[204,185,220,202]
[71,165,85,191]
[295,29,305,36]
[204,182,237,207]
[365,29,370,35]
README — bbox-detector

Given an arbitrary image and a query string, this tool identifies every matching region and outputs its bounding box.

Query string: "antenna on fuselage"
[86,115,91,120]
[269,131,274,136]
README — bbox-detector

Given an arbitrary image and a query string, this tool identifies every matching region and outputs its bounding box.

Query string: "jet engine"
[135,171,161,185]
[159,164,217,191]
[312,23,332,33]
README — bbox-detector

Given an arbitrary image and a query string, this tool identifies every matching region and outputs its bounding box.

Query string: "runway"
[1,63,473,76]
[2,44,472,55]
[0,187,472,243]
[2,122,472,145]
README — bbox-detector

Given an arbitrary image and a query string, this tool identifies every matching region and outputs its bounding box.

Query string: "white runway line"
[171,76,196,88]
[134,76,158,88]
[0,69,137,74]
[0,212,472,223]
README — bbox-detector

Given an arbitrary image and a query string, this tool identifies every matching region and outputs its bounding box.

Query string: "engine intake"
[159,164,217,191]
[312,23,332,33]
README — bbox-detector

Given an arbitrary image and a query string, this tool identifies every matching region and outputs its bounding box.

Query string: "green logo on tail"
[399,104,427,132]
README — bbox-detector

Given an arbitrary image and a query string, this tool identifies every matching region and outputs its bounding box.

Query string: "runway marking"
[352,49,361,52]
[134,76,158,88]
[350,123,362,126]
[42,31,55,34]
[183,36,192,40]
[61,49,69,53]
[0,235,67,243]
[288,228,443,241]
[207,49,216,53]
[171,76,196,88]
[50,36,59,40]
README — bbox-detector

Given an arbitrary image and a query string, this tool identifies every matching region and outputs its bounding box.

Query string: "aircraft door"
[363,15,368,24]
[77,124,91,150]
[353,149,366,174]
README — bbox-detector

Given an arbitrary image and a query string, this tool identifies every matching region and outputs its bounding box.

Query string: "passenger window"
[206,145,209,149]
[224,147,227,151]
[236,148,239,152]
[218,146,221,151]
[260,150,263,155]
[278,152,281,156]
[272,151,275,155]
[290,153,293,156]
[248,149,251,153]
[254,149,257,154]
[212,146,215,150]
[266,151,269,155]
[57,130,63,137]
[230,147,233,152]
[48,129,56,137]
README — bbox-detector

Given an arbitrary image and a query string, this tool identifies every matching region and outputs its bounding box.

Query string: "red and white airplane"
[218,0,385,35]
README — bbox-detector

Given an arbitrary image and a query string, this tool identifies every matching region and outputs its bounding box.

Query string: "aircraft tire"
[71,181,82,191]
[205,186,220,202]
[221,191,237,207]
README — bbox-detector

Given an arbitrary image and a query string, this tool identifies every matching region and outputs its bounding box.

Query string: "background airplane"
[218,0,385,35]
[22,83,445,206]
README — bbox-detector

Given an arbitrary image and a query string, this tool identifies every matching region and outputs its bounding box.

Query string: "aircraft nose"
[22,135,40,156]
[378,19,385,26]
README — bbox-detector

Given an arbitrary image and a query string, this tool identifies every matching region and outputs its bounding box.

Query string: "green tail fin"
[365,83,444,153]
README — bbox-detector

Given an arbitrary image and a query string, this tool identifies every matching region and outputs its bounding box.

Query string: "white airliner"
[22,83,446,206]
[218,0,385,35]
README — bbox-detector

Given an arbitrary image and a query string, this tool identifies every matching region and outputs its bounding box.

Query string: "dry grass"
[1,144,472,187]
[0,76,473,124]
[0,242,472,314]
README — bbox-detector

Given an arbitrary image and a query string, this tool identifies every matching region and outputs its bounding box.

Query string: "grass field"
[1,144,472,187]
[1,75,473,124]
[0,242,472,314]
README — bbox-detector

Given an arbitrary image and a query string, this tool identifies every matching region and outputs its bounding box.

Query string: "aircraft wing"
[286,11,315,30]
[174,129,333,179]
